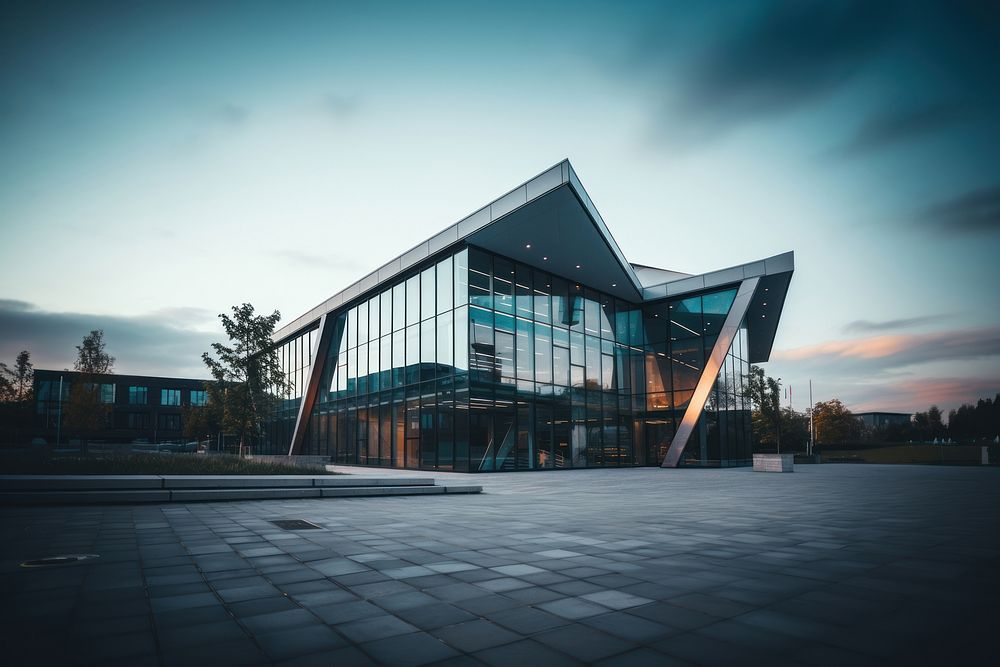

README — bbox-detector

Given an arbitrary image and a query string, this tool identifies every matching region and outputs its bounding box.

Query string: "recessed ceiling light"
[526,244,531,248]
[543,256,548,261]
[612,283,617,287]
[763,302,767,306]
[761,315,766,318]
[576,265,581,269]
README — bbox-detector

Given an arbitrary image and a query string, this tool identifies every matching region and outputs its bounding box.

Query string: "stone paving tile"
[431,618,521,653]
[3,465,1000,666]
[361,631,460,666]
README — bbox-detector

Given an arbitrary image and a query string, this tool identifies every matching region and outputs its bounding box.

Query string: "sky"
[1,0,998,415]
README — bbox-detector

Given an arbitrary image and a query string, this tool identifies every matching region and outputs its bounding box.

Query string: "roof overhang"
[273,160,794,360]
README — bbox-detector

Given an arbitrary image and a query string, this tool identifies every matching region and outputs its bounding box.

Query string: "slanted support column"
[287,314,336,456]
[662,277,760,468]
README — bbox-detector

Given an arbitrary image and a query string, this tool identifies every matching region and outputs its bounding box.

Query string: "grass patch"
[0,453,336,476]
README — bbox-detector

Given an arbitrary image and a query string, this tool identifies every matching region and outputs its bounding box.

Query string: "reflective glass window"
[496,331,515,382]
[357,300,368,343]
[421,266,435,321]
[437,311,454,369]
[532,270,552,324]
[381,291,392,336]
[437,256,453,314]
[393,283,405,332]
[515,318,533,381]
[493,257,514,314]
[128,386,147,405]
[454,306,469,372]
[406,275,420,326]
[161,389,181,406]
[369,296,380,341]
[515,264,533,320]
[454,248,469,306]
[534,324,552,384]
[190,390,207,406]
[468,248,491,308]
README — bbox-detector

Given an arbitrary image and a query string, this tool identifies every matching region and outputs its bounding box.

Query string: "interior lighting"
[576,264,581,268]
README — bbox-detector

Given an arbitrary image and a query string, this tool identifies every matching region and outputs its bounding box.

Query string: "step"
[0,475,437,491]
[0,484,481,505]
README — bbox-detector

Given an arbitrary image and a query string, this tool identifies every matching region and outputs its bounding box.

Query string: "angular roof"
[274,160,794,362]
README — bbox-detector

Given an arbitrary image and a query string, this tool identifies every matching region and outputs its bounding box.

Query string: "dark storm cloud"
[0,299,215,378]
[831,101,971,157]
[843,315,948,334]
[667,1,899,137]
[921,184,1000,234]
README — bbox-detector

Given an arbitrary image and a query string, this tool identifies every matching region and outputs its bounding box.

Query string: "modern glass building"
[262,161,793,470]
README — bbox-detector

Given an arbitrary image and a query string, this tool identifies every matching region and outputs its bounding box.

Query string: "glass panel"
[496,331,515,383]
[357,300,368,343]
[468,247,491,308]
[369,296,380,342]
[437,256,453,314]
[515,264,533,320]
[454,248,469,307]
[406,275,420,326]
[515,318,533,381]
[534,323,552,385]
[381,290,392,336]
[532,270,552,324]
[420,318,436,381]
[493,257,514,314]
[421,266,435,321]
[469,306,494,377]
[454,306,469,373]
[393,283,405,332]
[437,311,454,370]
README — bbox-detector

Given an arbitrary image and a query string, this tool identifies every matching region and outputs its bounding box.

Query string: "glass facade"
[262,244,754,469]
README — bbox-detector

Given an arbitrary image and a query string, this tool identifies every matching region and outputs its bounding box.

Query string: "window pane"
[437,311,454,369]
[406,275,420,326]
[534,324,552,384]
[421,266,435,321]
[381,291,392,336]
[493,257,514,314]
[516,318,533,381]
[454,305,469,373]
[437,256,452,314]
[357,300,368,343]
[454,248,469,306]
[515,264,533,320]
[393,283,405,332]
[532,270,551,324]
[368,297,380,341]
[468,247,491,308]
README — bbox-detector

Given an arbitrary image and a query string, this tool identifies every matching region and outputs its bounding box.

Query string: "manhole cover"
[270,519,322,530]
[20,554,100,568]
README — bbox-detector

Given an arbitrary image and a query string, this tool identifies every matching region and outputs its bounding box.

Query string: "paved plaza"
[2,464,999,666]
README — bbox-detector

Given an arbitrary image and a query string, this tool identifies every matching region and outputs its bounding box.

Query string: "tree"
[202,304,285,454]
[0,350,34,442]
[74,330,115,374]
[812,398,861,445]
[0,350,33,403]
[747,365,783,453]
[64,330,115,452]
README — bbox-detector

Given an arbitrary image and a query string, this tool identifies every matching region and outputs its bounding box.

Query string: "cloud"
[0,300,217,378]
[842,315,948,334]
[921,183,1000,234]
[831,101,971,157]
[848,377,1000,414]
[774,326,1000,370]
[664,0,899,139]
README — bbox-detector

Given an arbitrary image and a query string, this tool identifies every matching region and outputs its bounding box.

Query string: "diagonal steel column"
[661,277,760,468]
[287,313,337,456]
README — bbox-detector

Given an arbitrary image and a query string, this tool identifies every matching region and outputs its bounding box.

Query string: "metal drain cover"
[21,554,100,568]
[270,519,322,530]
